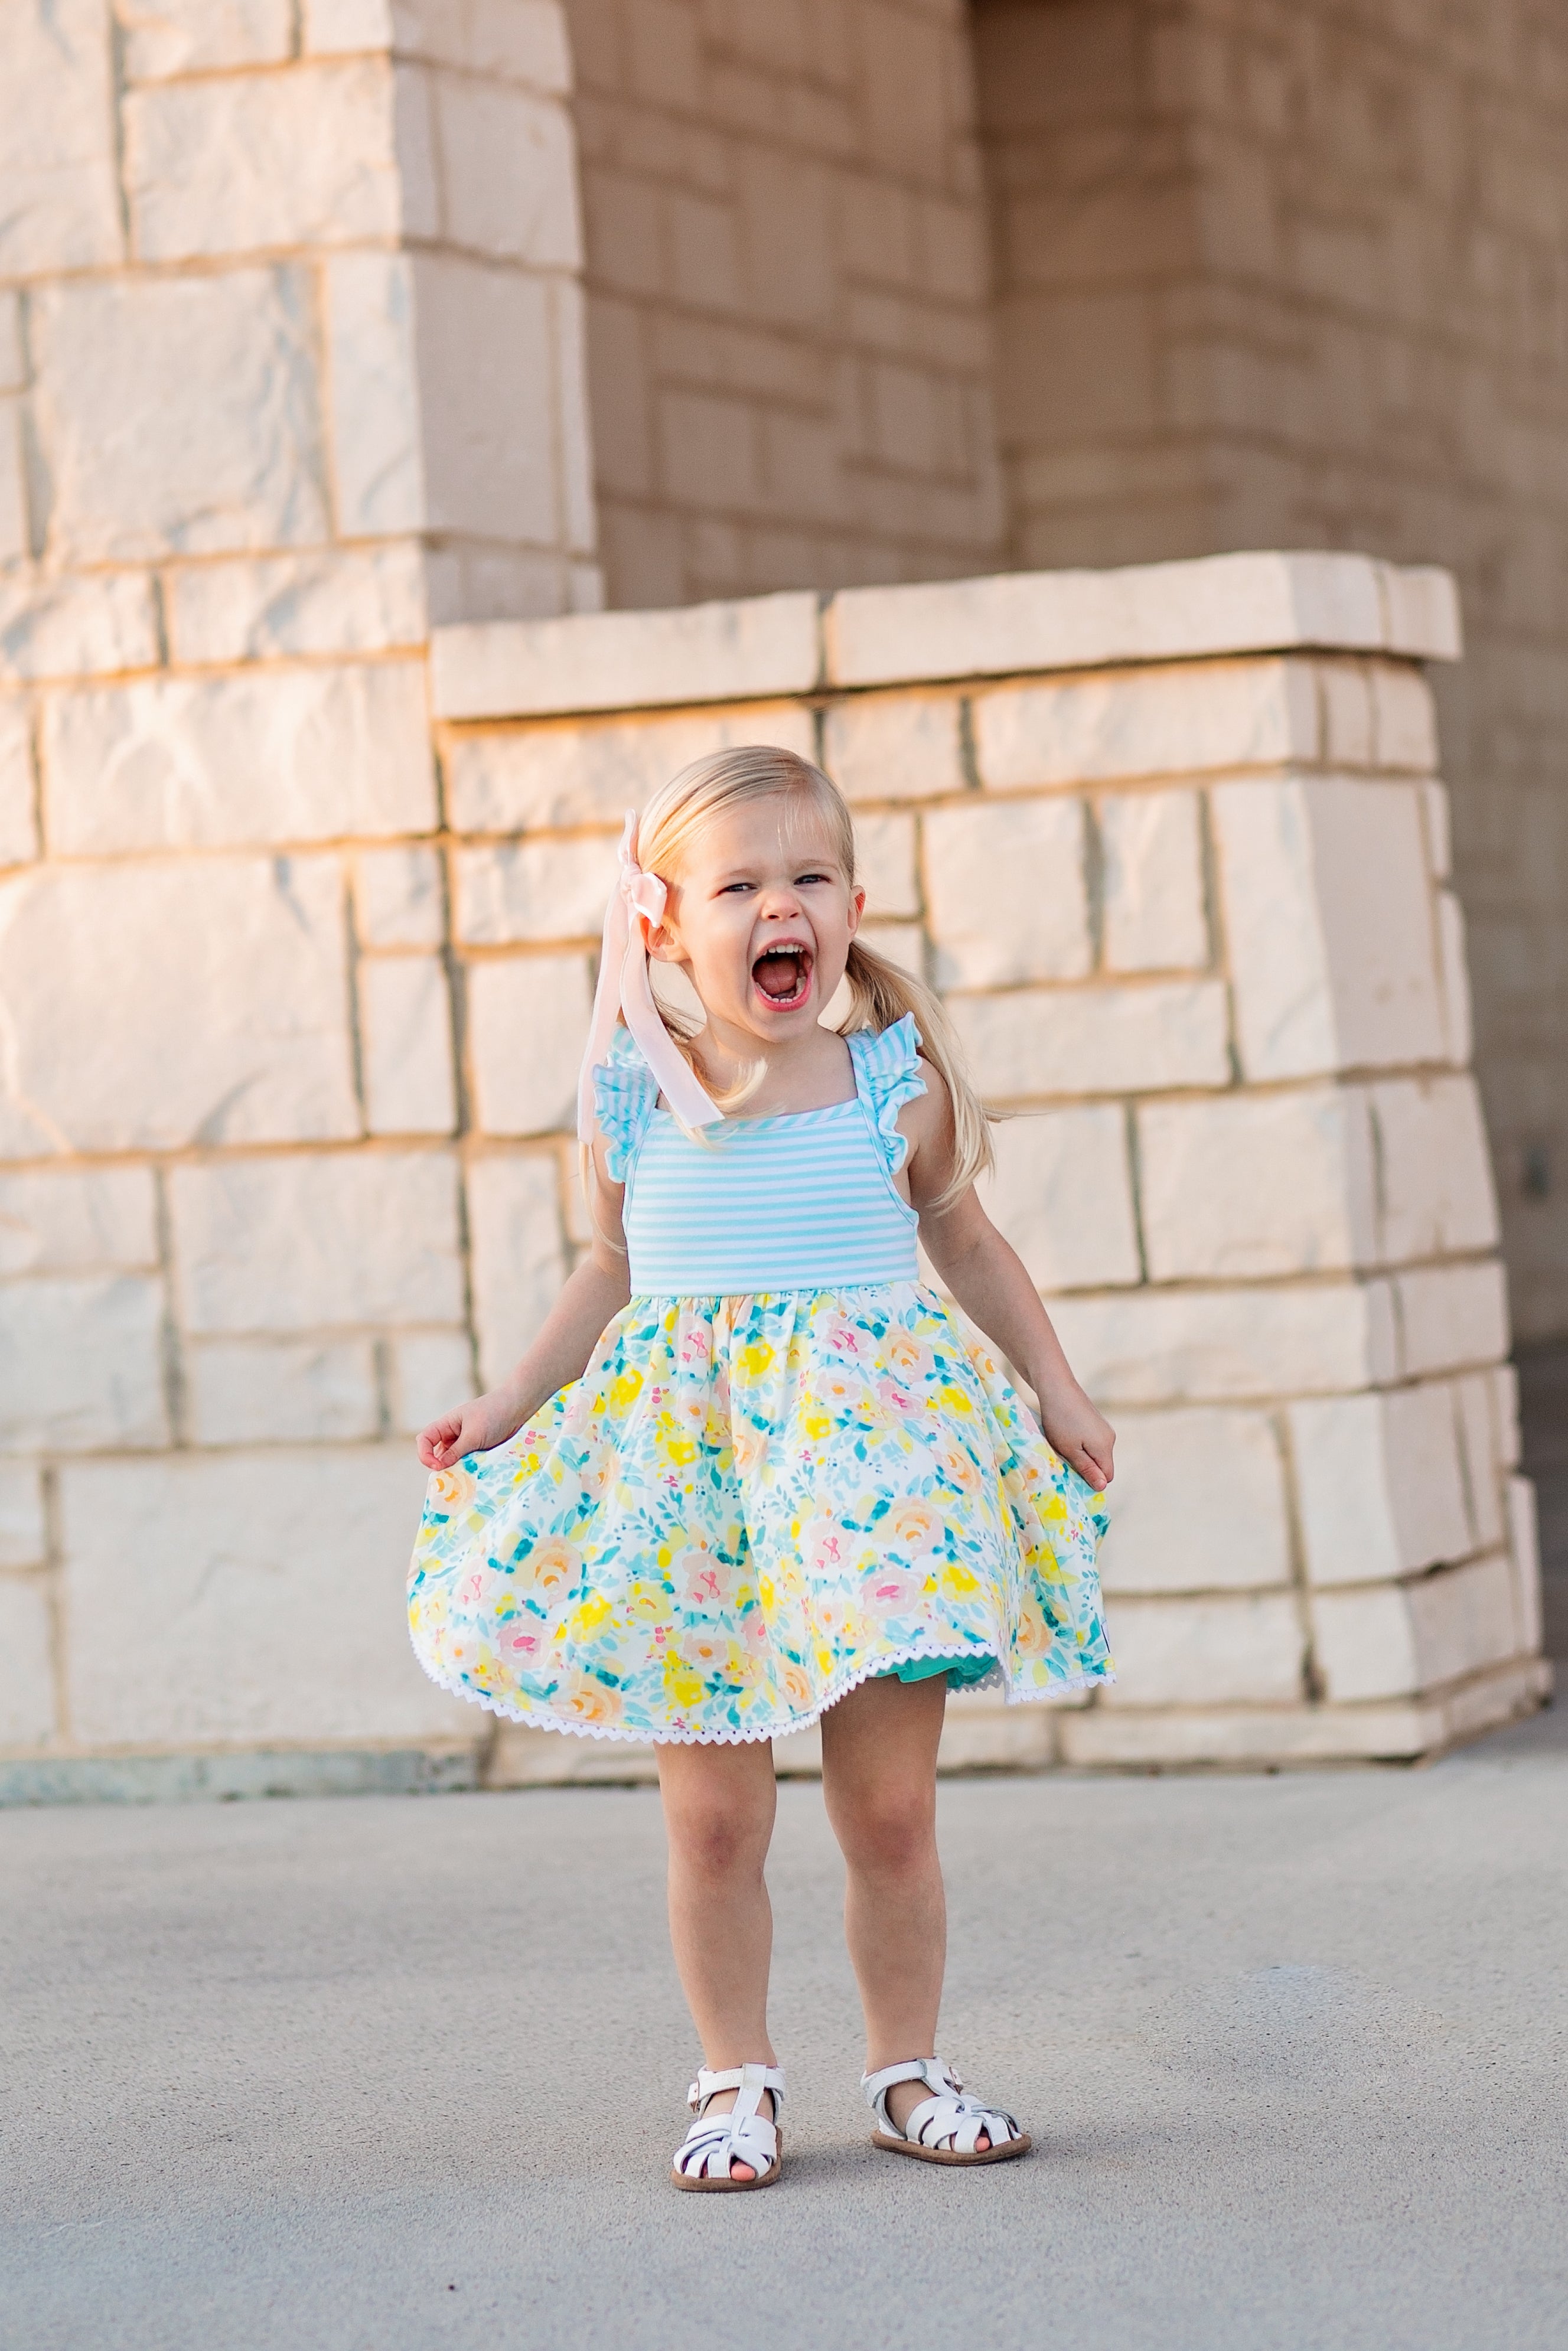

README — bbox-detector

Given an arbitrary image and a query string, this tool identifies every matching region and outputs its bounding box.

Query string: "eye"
[795,870,833,886]
[719,879,755,895]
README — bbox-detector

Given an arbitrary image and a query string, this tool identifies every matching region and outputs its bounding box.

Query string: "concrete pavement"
[5,1707,1567,2351]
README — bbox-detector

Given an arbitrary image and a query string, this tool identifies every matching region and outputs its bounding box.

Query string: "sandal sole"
[871,2129,1031,2167]
[670,2135,784,2192]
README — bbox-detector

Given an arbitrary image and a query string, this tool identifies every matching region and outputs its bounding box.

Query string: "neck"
[693,1014,853,1114]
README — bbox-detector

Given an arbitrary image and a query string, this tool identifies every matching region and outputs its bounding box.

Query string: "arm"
[902,1069,1115,1492]
[416,1146,632,1470]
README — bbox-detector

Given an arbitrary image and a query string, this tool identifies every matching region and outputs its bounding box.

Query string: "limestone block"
[821,693,966,804]
[354,844,446,947]
[974,659,1318,794]
[980,1106,1140,1291]
[445,703,817,834]
[1452,1372,1505,1550]
[0,1276,168,1452]
[1393,1260,1510,1378]
[126,60,400,260]
[1506,1476,1543,1655]
[1310,1553,1518,1705]
[851,813,918,920]
[455,835,618,945]
[389,1330,475,1435]
[1435,889,1473,1067]
[951,979,1229,1101]
[0,1577,55,1744]
[0,702,38,866]
[1099,789,1209,973]
[1489,1363,1521,1470]
[1368,1075,1499,1260]
[121,0,293,78]
[360,954,457,1136]
[1096,1408,1292,1593]
[412,253,567,547]
[0,298,20,393]
[1420,779,1452,880]
[326,253,425,538]
[31,271,327,562]
[431,592,822,722]
[856,924,924,980]
[1212,776,1445,1080]
[188,1338,382,1445]
[1098,1591,1303,1706]
[0,574,160,684]
[1317,661,1374,768]
[45,663,436,853]
[0,1169,157,1275]
[1289,1385,1474,1587]
[1051,1278,1397,1407]
[465,1152,567,1387]
[1370,664,1439,774]
[58,1447,471,1744]
[308,0,572,87]
[432,71,581,266]
[171,1151,464,1333]
[0,0,122,275]
[824,552,1442,693]
[0,1466,46,1567]
[0,400,28,566]
[924,797,1090,988]
[1380,565,1462,663]
[1137,1088,1377,1281]
[467,953,591,1136]
[0,857,358,1154]
[168,545,428,664]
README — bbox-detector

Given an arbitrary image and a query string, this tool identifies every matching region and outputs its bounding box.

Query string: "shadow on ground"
[1520,1340,1568,1662]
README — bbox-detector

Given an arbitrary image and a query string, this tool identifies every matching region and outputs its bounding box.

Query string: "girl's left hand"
[1036,1380,1115,1492]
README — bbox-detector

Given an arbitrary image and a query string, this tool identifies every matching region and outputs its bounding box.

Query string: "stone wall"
[970,0,1568,1345]
[4,548,1538,1794]
[562,0,1005,608]
[432,551,1546,1779]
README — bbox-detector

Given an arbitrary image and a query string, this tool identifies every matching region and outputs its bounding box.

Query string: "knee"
[666,1792,770,1882]
[836,1781,936,1877]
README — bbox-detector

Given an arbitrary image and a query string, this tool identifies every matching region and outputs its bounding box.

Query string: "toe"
[730,2161,757,2182]
[976,2132,990,2152]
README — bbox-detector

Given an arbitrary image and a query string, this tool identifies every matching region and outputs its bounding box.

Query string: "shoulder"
[848,1013,927,1173]
[592,1025,659,1182]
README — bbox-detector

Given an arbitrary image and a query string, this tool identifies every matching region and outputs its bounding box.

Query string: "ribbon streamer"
[576,808,724,1146]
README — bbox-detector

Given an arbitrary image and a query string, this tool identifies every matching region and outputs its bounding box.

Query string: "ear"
[846,885,866,940]
[645,919,683,965]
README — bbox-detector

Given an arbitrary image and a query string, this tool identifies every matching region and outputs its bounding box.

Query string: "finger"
[1071,1442,1108,1492]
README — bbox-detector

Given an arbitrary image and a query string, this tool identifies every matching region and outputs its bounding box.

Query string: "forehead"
[684,791,843,872]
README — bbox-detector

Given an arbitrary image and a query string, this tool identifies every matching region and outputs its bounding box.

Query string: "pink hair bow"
[576,808,723,1146]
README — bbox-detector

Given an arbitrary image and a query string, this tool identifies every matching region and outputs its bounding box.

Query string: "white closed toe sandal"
[671,2062,786,2192]
[862,2057,1030,2166]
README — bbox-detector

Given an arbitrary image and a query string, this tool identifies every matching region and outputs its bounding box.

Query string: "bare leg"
[819,1673,987,2145]
[657,1736,779,2178]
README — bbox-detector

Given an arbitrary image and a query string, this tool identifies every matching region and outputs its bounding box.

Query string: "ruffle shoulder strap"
[846,1012,927,1175]
[591,1024,660,1182]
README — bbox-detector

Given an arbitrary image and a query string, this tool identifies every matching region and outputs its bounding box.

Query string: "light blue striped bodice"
[593,1016,925,1296]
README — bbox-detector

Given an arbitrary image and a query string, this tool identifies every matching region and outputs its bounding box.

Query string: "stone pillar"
[0,0,599,1796]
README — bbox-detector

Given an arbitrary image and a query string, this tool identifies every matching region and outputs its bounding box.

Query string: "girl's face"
[647,792,864,1042]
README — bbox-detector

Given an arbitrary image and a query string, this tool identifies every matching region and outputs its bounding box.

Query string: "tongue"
[755,953,801,1000]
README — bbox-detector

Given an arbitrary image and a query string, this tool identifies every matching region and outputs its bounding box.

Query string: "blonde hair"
[627,744,993,1209]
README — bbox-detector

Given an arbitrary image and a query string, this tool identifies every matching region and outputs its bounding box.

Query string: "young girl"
[410,746,1113,2190]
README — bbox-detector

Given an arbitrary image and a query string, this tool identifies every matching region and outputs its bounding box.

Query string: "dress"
[407,1015,1112,1744]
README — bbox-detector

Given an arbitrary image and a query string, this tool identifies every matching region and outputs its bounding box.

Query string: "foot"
[695,2083,776,2181]
[884,2076,989,2152]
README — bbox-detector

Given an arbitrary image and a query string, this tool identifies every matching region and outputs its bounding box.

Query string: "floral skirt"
[408,1283,1112,1746]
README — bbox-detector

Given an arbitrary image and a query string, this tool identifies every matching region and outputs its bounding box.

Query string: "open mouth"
[751,943,814,1010]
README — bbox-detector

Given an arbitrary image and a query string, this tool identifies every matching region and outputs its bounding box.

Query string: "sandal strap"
[862,2057,1021,2150]
[687,2060,787,2115]
[861,2056,960,2121]
[674,2092,780,2180]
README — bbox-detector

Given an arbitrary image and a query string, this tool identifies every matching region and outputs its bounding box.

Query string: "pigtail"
[841,937,994,1209]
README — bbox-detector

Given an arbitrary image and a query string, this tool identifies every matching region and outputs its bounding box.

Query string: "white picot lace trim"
[411,1638,1115,1749]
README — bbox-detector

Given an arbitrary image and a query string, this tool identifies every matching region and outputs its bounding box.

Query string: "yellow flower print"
[609,1368,644,1409]
[662,1651,707,1708]
[564,1594,612,1642]
[802,1407,833,1440]
[940,1561,981,1599]
[739,1341,775,1378]
[938,1384,973,1416]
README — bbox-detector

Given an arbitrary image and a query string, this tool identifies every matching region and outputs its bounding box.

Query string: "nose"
[756,879,802,921]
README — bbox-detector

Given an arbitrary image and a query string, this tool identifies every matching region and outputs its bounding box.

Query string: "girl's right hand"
[415,1390,521,1470]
